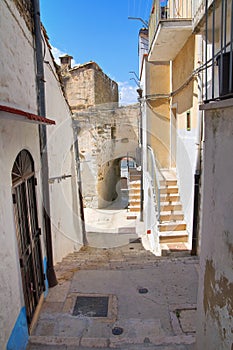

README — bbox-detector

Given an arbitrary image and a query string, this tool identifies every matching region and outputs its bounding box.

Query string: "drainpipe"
[73,123,88,246]
[32,0,57,286]
[191,35,203,256]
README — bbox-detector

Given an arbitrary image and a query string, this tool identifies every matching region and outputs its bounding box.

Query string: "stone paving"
[27,239,199,350]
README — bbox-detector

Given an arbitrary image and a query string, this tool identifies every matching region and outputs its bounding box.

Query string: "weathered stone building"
[59,55,118,112]
[59,55,140,208]
[74,103,140,208]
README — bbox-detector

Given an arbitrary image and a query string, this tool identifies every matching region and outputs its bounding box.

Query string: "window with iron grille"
[203,0,233,102]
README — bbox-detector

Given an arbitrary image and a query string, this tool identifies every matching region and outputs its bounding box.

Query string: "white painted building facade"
[0,1,83,349]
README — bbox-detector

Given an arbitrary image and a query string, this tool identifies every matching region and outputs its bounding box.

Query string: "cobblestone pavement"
[27,239,199,350]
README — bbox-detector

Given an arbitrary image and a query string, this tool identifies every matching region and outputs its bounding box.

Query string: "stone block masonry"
[58,54,140,208]
[59,57,118,112]
[74,103,140,208]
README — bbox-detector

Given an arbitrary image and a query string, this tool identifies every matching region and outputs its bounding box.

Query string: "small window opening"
[186,111,191,131]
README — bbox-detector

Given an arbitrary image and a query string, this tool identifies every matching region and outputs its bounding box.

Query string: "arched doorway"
[12,150,44,329]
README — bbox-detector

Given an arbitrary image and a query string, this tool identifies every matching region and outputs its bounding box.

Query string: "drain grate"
[72,296,109,317]
[112,326,124,335]
[138,288,148,294]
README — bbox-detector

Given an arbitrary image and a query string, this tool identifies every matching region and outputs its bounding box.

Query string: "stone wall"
[74,103,140,208]
[94,67,119,105]
[59,57,139,208]
[59,60,118,112]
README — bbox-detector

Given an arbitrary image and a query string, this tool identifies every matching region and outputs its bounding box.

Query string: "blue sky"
[40,0,152,105]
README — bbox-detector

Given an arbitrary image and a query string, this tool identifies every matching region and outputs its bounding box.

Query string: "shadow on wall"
[98,156,138,209]
[98,159,120,208]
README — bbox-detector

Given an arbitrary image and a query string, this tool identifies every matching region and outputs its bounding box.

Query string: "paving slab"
[28,246,198,349]
[27,207,198,350]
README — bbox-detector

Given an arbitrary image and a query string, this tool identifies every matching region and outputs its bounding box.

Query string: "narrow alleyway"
[27,209,198,350]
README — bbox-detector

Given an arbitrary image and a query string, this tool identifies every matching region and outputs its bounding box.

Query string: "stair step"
[160,179,177,187]
[159,222,186,232]
[160,212,184,222]
[128,206,140,212]
[129,194,140,199]
[129,169,141,174]
[130,175,141,181]
[130,182,141,187]
[160,186,178,194]
[160,203,182,211]
[159,231,189,243]
[160,242,191,257]
[129,186,141,191]
[160,194,180,202]
[129,200,140,206]
[130,189,141,195]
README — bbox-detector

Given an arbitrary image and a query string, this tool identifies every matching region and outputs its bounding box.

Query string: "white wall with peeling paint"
[0,1,83,348]
[197,101,233,350]
[0,2,43,348]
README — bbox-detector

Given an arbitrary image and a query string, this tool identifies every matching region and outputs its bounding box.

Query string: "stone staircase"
[128,169,141,213]
[158,170,190,255]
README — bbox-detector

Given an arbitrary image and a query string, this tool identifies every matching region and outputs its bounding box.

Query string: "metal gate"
[12,149,44,328]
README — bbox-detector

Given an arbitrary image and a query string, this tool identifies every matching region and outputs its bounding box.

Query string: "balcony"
[148,0,192,62]
[192,0,214,32]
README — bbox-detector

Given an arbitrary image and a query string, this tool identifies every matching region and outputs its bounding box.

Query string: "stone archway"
[97,156,138,209]
[98,158,121,209]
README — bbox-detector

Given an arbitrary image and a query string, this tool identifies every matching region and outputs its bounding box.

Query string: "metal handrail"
[147,146,165,221]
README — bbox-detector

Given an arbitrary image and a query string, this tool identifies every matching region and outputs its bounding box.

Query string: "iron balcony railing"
[149,0,193,47]
[194,0,233,102]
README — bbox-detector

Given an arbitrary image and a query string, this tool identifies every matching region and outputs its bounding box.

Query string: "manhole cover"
[112,327,124,335]
[72,296,109,317]
[138,288,148,294]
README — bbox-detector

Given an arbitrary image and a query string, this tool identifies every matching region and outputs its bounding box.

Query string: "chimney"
[59,54,73,70]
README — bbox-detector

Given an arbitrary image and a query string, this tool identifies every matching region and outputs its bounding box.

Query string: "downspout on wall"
[32,0,57,287]
[191,35,203,256]
[72,122,88,246]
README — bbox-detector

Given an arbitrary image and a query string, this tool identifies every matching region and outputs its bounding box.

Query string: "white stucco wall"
[0,0,37,113]
[197,101,233,350]
[0,2,43,348]
[140,57,161,254]
[0,119,43,349]
[176,128,197,242]
[0,1,83,347]
[43,39,83,263]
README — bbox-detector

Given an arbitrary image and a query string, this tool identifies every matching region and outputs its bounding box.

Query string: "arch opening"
[11,149,44,328]
[97,156,137,210]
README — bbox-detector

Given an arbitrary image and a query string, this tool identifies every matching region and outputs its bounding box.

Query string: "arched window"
[12,149,34,185]
[12,150,44,327]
